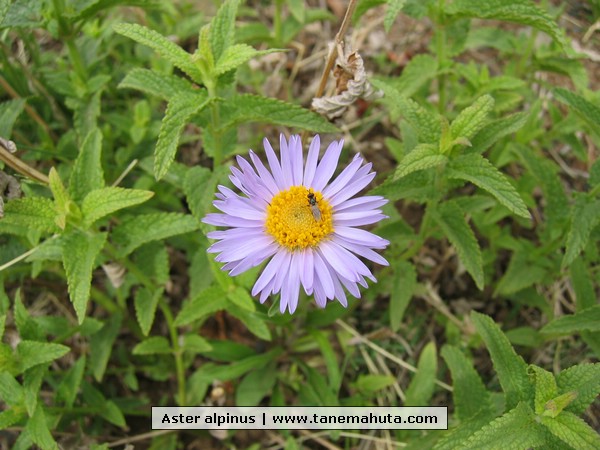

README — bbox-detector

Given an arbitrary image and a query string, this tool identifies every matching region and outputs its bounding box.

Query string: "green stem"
[435,0,447,114]
[160,299,187,406]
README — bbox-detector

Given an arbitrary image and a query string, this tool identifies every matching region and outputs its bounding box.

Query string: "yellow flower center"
[266,186,334,250]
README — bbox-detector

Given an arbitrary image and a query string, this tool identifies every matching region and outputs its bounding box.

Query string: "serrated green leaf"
[447,0,568,53]
[118,68,197,100]
[183,335,212,354]
[174,286,225,326]
[134,287,162,336]
[570,258,596,311]
[433,201,484,289]
[0,98,26,137]
[471,312,533,410]
[541,305,600,335]
[405,342,437,406]
[69,128,104,203]
[214,44,279,76]
[57,356,85,408]
[27,404,58,450]
[62,231,107,323]
[209,0,241,62]
[529,365,558,415]
[562,195,600,268]
[0,342,18,375]
[49,167,70,217]
[386,54,438,97]
[16,341,70,372]
[13,293,44,341]
[113,23,203,81]
[220,94,338,133]
[393,143,447,180]
[390,260,416,331]
[89,313,122,382]
[540,411,600,449]
[0,372,24,405]
[556,363,600,415]
[1,0,44,28]
[0,407,26,430]
[441,346,494,422]
[196,347,282,382]
[155,91,210,180]
[384,0,406,32]
[447,153,530,218]
[23,365,45,416]
[228,307,271,341]
[133,336,172,355]
[0,0,10,26]
[494,247,546,296]
[450,95,495,142]
[458,402,545,450]
[236,361,277,406]
[184,165,223,220]
[112,213,200,257]
[554,87,600,136]
[81,187,154,227]
[2,197,58,233]
[133,242,169,286]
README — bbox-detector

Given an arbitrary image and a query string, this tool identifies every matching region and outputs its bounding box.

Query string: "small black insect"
[307,192,322,222]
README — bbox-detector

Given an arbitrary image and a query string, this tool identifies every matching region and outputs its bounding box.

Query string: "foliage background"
[0,0,599,448]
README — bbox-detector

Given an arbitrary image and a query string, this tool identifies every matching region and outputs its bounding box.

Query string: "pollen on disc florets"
[266,186,334,250]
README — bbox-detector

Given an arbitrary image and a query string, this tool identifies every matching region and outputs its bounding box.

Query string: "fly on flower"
[202,134,389,314]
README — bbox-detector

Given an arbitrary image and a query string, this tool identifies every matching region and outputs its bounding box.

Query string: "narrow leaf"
[27,404,58,450]
[390,260,417,330]
[215,44,279,75]
[16,341,70,372]
[81,187,154,226]
[209,0,241,61]
[196,348,283,382]
[562,194,600,268]
[69,127,104,202]
[450,95,495,142]
[393,143,447,180]
[554,87,600,136]
[0,98,26,137]
[384,0,406,32]
[469,112,528,153]
[134,287,162,336]
[174,286,225,326]
[118,68,197,100]
[405,342,437,406]
[89,313,122,382]
[540,305,600,335]
[132,336,171,355]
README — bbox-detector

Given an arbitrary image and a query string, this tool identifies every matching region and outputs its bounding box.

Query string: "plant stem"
[435,0,447,114]
[160,300,187,406]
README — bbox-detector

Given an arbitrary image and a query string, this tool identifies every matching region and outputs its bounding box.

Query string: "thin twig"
[0,139,49,184]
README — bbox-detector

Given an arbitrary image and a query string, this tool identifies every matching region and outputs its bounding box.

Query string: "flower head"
[202,134,389,314]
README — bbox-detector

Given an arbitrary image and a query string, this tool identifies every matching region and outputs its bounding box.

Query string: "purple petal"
[328,164,376,207]
[202,213,263,228]
[322,154,363,199]
[313,250,335,299]
[334,211,388,227]
[249,150,279,196]
[279,134,293,188]
[333,196,388,212]
[334,226,390,249]
[303,135,320,187]
[318,241,360,282]
[289,135,304,186]
[312,139,343,192]
[333,236,389,266]
[264,137,286,190]
[252,250,285,296]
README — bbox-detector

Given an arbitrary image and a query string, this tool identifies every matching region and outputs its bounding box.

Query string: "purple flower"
[202,134,389,314]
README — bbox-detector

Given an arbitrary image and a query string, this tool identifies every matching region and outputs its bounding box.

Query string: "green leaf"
[134,287,162,336]
[541,305,600,335]
[57,356,85,408]
[446,153,530,218]
[226,286,255,312]
[132,336,172,355]
[69,128,104,203]
[540,411,600,450]
[16,341,70,372]
[1,0,44,28]
[310,329,341,391]
[447,0,568,53]
[529,365,558,415]
[174,286,225,326]
[89,313,122,382]
[118,68,197,100]
[184,165,225,220]
[386,54,438,97]
[228,307,271,341]
[196,348,283,382]
[393,143,447,180]
[570,258,596,311]
[209,0,241,62]
[441,345,494,421]
[27,404,58,450]
[81,187,154,227]
[113,23,203,81]
[2,197,59,233]
[554,87,600,136]
[390,260,417,331]
[458,402,545,450]
[112,213,200,257]
[62,231,107,323]
[0,0,10,26]
[0,372,24,405]
[556,363,600,415]
[82,381,126,428]
[215,44,279,75]
[49,167,70,218]
[384,0,406,32]
[562,195,600,269]
[155,91,210,180]
[432,201,484,289]
[235,362,277,406]
[182,334,213,354]
[405,342,437,406]
[471,312,533,410]
[450,95,495,142]
[0,98,25,137]
[23,365,45,416]
[220,94,338,133]
[354,375,397,394]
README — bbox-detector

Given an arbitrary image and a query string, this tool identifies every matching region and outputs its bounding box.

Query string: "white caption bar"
[152,406,447,430]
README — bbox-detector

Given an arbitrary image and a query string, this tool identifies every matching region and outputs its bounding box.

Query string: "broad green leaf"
[447,0,568,52]
[118,68,197,100]
[554,87,600,136]
[16,341,70,372]
[441,346,494,421]
[471,312,533,410]
[132,336,171,355]
[386,53,438,97]
[2,197,58,233]
[228,307,271,341]
[174,286,225,326]
[155,91,210,180]
[133,242,169,286]
[540,411,600,449]
[390,260,417,331]
[69,128,104,203]
[556,363,600,415]
[405,342,437,406]
[0,98,25,137]
[562,194,600,268]
[62,231,107,323]
[112,213,200,257]
[134,287,162,336]
[446,153,530,218]
[27,404,58,450]
[81,187,154,227]
[1,0,44,28]
[458,402,545,450]
[450,95,495,142]
[235,362,277,406]
[209,0,241,62]
[113,23,203,81]
[433,201,484,289]
[195,348,283,382]
[393,143,447,180]
[0,372,24,405]
[182,335,213,354]
[528,365,558,415]
[384,0,406,32]
[541,305,600,335]
[214,44,279,76]
[89,313,122,382]
[220,94,338,133]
